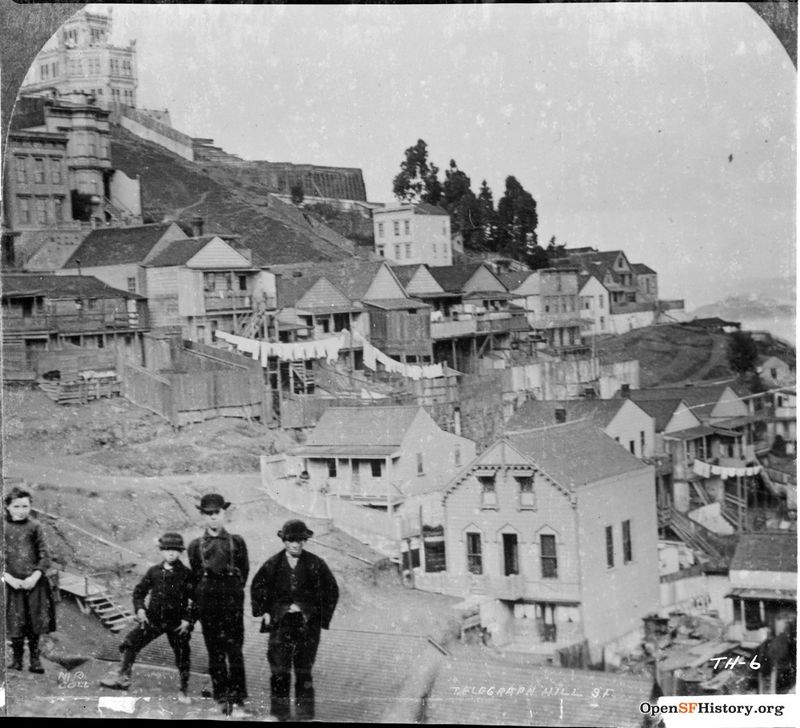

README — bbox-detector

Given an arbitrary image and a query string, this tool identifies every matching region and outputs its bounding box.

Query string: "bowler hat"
[278,519,314,541]
[197,493,230,512]
[158,532,185,551]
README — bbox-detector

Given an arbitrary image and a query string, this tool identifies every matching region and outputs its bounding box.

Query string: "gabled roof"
[425,656,654,727]
[143,237,214,267]
[1,273,143,300]
[627,384,734,420]
[295,405,422,456]
[632,262,656,275]
[505,420,649,488]
[730,533,797,573]
[498,271,532,291]
[389,264,424,288]
[505,398,632,432]
[62,223,178,268]
[428,263,506,294]
[628,397,689,432]
[271,260,402,303]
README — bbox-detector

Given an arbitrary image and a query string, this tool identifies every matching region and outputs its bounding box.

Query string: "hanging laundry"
[406,365,422,380]
[362,342,377,370]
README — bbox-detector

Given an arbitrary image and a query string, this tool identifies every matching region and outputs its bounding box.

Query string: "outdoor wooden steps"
[79,589,136,633]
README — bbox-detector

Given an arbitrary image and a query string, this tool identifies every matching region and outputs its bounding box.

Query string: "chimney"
[191,215,204,238]
[554,408,566,424]
[621,384,630,398]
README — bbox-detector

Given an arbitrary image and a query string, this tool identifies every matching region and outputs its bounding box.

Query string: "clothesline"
[214,329,446,380]
[692,459,762,479]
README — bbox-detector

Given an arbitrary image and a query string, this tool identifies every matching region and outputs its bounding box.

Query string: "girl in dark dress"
[4,486,56,673]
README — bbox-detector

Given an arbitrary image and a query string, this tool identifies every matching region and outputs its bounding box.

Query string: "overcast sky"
[71,3,796,308]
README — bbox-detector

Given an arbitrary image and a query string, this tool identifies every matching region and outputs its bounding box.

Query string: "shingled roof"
[424,656,654,727]
[627,384,733,421]
[62,223,179,268]
[730,533,797,573]
[429,263,499,293]
[505,398,630,432]
[2,273,143,299]
[143,237,215,267]
[627,397,689,433]
[505,421,649,488]
[295,406,421,457]
[271,260,404,303]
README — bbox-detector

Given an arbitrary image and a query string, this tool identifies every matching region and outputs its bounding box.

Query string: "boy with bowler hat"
[251,519,339,722]
[99,532,193,702]
[187,493,249,716]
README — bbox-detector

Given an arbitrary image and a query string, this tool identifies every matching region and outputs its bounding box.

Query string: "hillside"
[691,295,795,321]
[109,125,358,265]
[595,324,735,387]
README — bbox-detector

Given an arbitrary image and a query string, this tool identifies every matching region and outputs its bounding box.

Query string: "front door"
[502,533,519,576]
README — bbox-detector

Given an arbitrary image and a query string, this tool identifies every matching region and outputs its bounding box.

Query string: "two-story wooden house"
[417,263,528,373]
[629,384,774,537]
[414,420,658,662]
[2,272,148,378]
[501,267,589,354]
[292,405,476,519]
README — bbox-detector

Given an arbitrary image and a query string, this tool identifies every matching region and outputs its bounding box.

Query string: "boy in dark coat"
[187,493,249,716]
[100,532,194,702]
[4,486,56,674]
[251,519,339,722]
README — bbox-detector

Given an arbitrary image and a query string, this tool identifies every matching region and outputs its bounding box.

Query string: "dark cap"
[158,532,185,551]
[197,493,230,512]
[278,519,313,541]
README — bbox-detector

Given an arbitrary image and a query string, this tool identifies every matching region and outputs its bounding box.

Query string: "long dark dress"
[4,515,57,638]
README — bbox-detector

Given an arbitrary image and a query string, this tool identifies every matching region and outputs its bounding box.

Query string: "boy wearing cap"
[187,493,249,715]
[251,519,339,722]
[99,532,193,702]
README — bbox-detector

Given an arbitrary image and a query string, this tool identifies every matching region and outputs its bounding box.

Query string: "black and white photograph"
[0,1,796,724]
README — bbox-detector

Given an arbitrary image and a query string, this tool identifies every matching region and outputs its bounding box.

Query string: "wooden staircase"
[81,592,137,633]
[665,507,730,561]
[289,361,315,392]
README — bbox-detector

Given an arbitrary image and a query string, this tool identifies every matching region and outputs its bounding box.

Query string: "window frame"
[605,525,614,568]
[479,475,497,509]
[466,532,483,575]
[517,475,535,510]
[540,533,557,579]
[622,519,632,564]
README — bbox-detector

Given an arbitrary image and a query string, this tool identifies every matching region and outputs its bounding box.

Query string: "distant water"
[738,314,796,346]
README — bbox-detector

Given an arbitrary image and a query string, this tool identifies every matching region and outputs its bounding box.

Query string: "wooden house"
[414,420,659,662]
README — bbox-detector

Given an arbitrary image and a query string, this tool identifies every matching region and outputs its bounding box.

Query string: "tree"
[290,182,305,205]
[496,176,539,262]
[392,139,442,205]
[727,331,759,374]
[475,180,498,250]
[442,160,481,247]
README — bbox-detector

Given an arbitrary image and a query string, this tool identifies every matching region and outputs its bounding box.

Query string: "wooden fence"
[120,339,268,426]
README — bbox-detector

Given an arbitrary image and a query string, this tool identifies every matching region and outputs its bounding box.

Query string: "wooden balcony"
[2,310,149,334]
[431,311,528,339]
[204,292,252,312]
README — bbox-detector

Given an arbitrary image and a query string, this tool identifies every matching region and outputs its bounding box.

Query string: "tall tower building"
[20,8,137,110]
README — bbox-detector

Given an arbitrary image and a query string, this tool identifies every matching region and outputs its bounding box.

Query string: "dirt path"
[4,456,263,494]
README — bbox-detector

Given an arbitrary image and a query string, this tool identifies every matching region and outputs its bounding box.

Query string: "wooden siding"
[186,237,252,268]
[405,266,444,296]
[57,263,139,294]
[575,467,659,652]
[462,265,505,294]
[664,402,702,434]
[176,268,204,316]
[368,307,432,358]
[711,386,749,420]
[442,440,582,603]
[604,400,655,459]
[363,264,407,300]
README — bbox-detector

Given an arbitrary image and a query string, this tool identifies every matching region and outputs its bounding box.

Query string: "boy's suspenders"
[199,532,236,577]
